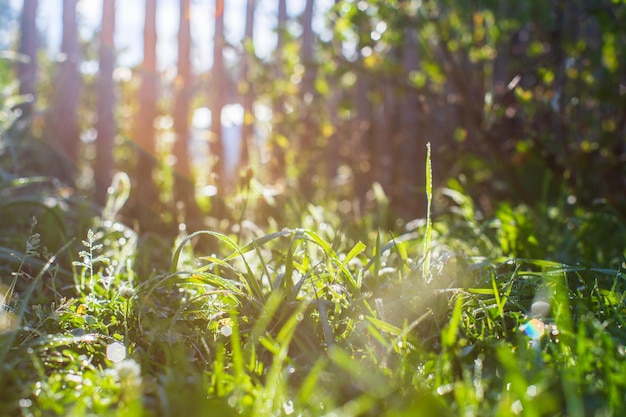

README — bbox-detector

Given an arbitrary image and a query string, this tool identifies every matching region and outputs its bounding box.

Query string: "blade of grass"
[171,230,264,301]
[229,311,245,386]
[423,142,433,281]
[441,295,464,349]
[255,300,309,415]
[332,241,365,293]
[297,357,328,405]
[249,289,284,345]
[0,240,72,380]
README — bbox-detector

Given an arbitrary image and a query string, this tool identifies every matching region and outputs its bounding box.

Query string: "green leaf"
[441,295,463,349]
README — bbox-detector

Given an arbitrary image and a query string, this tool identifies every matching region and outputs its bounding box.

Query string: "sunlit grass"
[0,164,625,416]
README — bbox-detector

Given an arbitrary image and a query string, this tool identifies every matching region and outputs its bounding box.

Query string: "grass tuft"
[1,167,625,416]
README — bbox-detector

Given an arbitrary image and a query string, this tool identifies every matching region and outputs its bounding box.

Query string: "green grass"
[1,166,625,416]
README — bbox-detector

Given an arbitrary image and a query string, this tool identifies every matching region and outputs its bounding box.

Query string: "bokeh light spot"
[106,342,126,363]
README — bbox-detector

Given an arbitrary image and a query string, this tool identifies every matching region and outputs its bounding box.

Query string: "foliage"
[250,0,626,217]
[1,1,625,416]
[1,148,625,415]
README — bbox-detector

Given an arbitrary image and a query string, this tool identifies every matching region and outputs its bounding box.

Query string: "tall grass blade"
[373,230,382,284]
[423,142,433,281]
[255,300,309,415]
[441,295,463,349]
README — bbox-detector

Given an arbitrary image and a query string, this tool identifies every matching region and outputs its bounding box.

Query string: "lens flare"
[522,318,545,340]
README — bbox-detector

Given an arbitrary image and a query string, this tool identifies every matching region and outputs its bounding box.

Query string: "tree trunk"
[239,0,256,171]
[172,0,199,222]
[268,0,288,181]
[130,0,161,232]
[298,0,316,198]
[374,78,395,199]
[95,0,116,205]
[46,0,81,185]
[353,44,372,206]
[397,26,425,219]
[325,0,342,182]
[210,0,225,195]
[17,0,38,121]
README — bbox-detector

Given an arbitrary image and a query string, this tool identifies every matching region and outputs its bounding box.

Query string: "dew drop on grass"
[283,400,294,415]
[66,373,82,383]
[83,334,96,343]
[221,325,233,337]
[19,399,32,408]
[106,342,126,363]
[79,355,91,367]
[436,383,454,395]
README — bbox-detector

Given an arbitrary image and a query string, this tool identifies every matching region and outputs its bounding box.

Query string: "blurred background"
[1,0,624,236]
